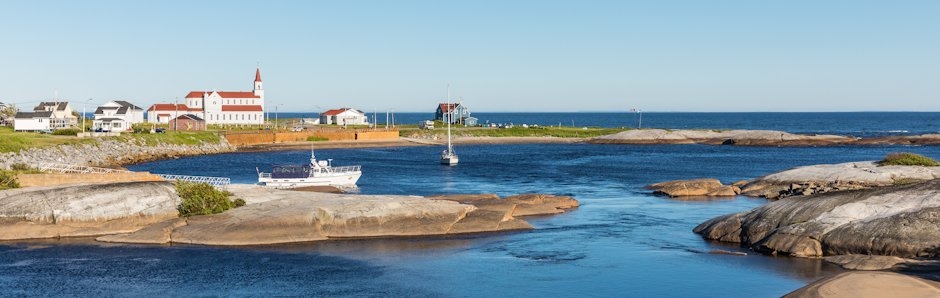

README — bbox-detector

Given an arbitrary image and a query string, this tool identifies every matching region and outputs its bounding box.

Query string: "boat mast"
[446,85,453,153]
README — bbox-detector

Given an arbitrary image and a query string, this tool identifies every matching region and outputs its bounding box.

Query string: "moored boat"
[257,146,361,188]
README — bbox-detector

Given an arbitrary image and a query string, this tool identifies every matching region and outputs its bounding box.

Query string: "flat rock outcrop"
[783,272,940,298]
[432,193,580,217]
[694,179,940,258]
[590,129,851,146]
[646,178,740,198]
[98,186,579,245]
[740,161,940,199]
[0,181,180,240]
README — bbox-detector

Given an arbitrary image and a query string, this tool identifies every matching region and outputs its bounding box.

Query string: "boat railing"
[258,172,272,179]
[329,165,361,173]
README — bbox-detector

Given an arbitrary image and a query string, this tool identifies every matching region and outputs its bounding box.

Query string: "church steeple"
[253,67,264,97]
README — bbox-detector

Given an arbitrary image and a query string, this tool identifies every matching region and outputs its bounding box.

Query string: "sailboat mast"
[446,85,452,151]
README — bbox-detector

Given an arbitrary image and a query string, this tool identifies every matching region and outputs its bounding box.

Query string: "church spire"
[254,67,262,82]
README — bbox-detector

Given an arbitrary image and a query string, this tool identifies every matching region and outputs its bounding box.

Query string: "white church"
[147,68,266,125]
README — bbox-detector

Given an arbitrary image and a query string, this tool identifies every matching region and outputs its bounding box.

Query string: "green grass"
[879,152,940,166]
[0,126,98,153]
[119,131,222,146]
[306,136,329,142]
[0,125,221,154]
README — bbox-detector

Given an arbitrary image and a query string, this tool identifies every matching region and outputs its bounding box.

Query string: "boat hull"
[258,172,362,188]
[440,155,459,165]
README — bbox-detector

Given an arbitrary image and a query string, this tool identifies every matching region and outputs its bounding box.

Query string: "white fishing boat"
[440,87,459,165]
[257,146,361,188]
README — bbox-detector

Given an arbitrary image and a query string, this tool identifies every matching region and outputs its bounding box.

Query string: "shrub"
[879,152,940,167]
[0,170,19,190]
[52,129,81,136]
[307,136,329,142]
[233,198,246,207]
[175,181,236,216]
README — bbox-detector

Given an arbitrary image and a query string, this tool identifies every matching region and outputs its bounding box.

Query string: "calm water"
[4,142,939,296]
[282,111,940,137]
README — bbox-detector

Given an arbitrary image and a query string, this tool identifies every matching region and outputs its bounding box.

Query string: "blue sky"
[2,1,938,112]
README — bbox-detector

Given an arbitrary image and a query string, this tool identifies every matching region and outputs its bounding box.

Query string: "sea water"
[4,142,939,297]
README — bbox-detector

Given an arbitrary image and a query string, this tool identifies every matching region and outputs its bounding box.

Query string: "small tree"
[175,181,237,216]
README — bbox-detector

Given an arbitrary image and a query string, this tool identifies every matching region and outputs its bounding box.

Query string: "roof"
[147,104,190,111]
[94,106,118,114]
[173,114,204,121]
[15,111,53,119]
[94,117,124,122]
[185,91,260,99]
[221,105,264,112]
[34,101,69,112]
[114,100,143,110]
[255,68,262,82]
[321,108,364,116]
[438,103,461,113]
[157,114,170,117]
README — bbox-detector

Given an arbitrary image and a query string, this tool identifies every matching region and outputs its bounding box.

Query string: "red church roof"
[221,105,264,112]
[255,68,262,82]
[185,91,260,99]
[148,104,190,111]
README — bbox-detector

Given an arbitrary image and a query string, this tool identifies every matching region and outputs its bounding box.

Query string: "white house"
[32,101,77,129]
[93,100,145,132]
[320,108,368,125]
[13,111,54,131]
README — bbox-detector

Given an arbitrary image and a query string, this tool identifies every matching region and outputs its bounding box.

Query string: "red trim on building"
[221,105,264,112]
[147,104,190,111]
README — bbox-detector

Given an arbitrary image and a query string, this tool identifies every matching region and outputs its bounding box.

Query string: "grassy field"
[0,126,98,153]
[0,126,223,153]
[117,131,222,146]
[401,126,628,138]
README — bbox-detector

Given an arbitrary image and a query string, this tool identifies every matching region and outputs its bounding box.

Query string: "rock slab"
[99,187,579,246]
[784,272,940,298]
[647,178,740,198]
[0,181,180,240]
[695,179,940,258]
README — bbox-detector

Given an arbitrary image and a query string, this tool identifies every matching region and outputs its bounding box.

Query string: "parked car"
[291,126,304,132]
[154,127,166,134]
[38,129,53,134]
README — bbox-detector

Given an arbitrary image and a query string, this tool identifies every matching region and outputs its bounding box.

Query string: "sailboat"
[440,87,459,165]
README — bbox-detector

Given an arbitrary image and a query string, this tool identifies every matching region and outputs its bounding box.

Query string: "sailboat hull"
[440,155,459,165]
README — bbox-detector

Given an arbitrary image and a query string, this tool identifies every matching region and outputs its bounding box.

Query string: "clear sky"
[2,1,938,112]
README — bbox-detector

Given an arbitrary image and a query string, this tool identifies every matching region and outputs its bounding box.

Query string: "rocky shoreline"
[0,182,578,245]
[0,138,234,169]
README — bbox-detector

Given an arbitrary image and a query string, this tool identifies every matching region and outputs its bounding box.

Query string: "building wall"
[221,129,395,145]
[356,130,399,140]
[13,118,49,131]
[170,118,206,131]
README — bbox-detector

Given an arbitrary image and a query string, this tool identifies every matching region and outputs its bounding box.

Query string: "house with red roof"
[320,108,368,125]
[147,68,265,125]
